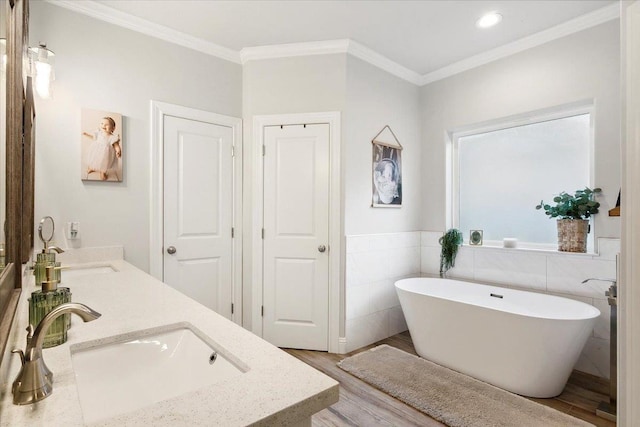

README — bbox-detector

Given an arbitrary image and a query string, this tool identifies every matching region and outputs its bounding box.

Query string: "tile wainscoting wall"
[345,232,421,352]
[345,231,619,380]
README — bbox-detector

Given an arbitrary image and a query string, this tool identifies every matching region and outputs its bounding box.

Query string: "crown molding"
[347,40,423,86]
[241,39,422,85]
[240,39,350,63]
[420,3,620,85]
[45,0,241,64]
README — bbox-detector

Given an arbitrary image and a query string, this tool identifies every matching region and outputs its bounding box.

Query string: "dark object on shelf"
[609,190,621,217]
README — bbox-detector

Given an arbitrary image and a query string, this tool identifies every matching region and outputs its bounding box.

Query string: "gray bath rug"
[337,345,593,427]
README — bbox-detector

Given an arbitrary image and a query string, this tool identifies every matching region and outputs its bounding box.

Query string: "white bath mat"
[337,345,593,427]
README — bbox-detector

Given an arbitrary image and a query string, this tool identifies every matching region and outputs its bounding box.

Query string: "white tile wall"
[388,306,408,336]
[574,336,610,379]
[597,238,621,261]
[344,232,421,353]
[473,249,547,291]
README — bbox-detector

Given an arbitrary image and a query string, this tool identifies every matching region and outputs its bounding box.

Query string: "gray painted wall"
[344,56,422,235]
[420,21,621,244]
[29,2,242,271]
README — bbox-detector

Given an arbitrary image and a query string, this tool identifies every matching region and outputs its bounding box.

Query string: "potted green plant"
[535,187,601,252]
[439,228,463,277]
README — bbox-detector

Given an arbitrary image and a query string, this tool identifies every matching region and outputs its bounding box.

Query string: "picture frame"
[81,108,123,182]
[372,126,402,207]
[470,230,483,245]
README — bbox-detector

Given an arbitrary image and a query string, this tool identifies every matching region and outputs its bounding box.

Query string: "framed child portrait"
[372,126,403,207]
[81,108,123,182]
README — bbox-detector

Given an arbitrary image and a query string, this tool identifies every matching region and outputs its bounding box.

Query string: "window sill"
[461,243,598,257]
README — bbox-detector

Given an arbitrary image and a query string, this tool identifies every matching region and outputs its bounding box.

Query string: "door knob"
[166,246,177,255]
[318,245,326,253]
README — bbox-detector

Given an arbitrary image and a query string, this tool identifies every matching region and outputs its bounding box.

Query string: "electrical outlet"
[67,221,80,240]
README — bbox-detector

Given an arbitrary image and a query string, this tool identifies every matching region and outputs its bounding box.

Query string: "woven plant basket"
[557,219,589,253]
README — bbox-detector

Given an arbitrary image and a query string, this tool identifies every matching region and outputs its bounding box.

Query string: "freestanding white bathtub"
[395,277,600,398]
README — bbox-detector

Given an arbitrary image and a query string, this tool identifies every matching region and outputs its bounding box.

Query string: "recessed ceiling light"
[476,12,503,29]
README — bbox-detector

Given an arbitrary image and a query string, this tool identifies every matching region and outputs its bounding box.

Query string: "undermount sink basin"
[71,322,248,424]
[63,265,117,279]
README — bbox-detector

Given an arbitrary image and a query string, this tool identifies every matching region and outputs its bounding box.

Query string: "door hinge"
[231,227,235,238]
[261,305,264,316]
[231,303,234,314]
[261,228,264,239]
[262,145,266,156]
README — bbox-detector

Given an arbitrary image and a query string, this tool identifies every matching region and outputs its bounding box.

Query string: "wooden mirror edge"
[22,77,35,262]
[0,265,20,367]
[1,0,29,372]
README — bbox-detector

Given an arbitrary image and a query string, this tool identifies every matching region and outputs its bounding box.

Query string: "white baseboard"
[337,337,348,354]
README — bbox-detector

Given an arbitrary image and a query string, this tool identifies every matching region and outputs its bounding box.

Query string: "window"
[452,109,592,248]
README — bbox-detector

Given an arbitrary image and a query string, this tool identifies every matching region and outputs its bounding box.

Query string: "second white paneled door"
[262,124,330,351]
[163,115,234,319]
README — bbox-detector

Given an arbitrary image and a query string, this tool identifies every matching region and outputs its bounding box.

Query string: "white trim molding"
[621,2,640,425]
[45,0,241,64]
[241,39,423,86]
[240,39,349,63]
[150,101,244,325]
[347,40,422,86]
[252,112,342,354]
[338,337,348,355]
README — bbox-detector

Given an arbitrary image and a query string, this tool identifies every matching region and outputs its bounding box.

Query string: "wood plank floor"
[285,331,616,427]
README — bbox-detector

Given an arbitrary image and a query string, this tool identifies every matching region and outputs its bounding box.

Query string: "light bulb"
[28,43,55,99]
[476,12,503,29]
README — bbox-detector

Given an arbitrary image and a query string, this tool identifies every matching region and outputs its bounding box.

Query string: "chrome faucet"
[582,278,617,305]
[46,246,65,254]
[11,303,101,405]
[581,277,616,284]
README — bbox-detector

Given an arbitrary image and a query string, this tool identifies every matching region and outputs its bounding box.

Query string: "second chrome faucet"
[11,302,101,405]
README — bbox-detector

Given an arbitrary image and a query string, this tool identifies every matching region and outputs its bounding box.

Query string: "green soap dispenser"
[29,265,72,348]
[33,216,64,285]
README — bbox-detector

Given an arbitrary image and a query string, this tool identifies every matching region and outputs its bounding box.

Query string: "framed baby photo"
[81,108,123,182]
[372,126,403,207]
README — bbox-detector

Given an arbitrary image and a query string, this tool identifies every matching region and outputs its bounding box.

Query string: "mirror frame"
[23,64,34,261]
[0,0,29,369]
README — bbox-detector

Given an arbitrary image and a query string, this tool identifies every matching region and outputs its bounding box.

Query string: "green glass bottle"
[34,252,61,285]
[28,266,72,348]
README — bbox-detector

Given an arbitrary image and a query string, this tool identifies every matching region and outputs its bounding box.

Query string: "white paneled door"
[163,115,234,319]
[262,124,330,351]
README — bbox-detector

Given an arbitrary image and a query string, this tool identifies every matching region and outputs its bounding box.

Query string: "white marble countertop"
[0,255,338,426]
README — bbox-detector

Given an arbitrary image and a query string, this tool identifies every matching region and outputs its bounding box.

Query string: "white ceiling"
[60,0,617,78]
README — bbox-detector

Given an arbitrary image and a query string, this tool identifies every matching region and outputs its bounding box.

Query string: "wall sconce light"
[28,42,55,99]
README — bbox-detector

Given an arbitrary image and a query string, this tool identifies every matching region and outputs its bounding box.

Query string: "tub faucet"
[582,278,617,304]
[11,302,101,405]
[581,277,616,284]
